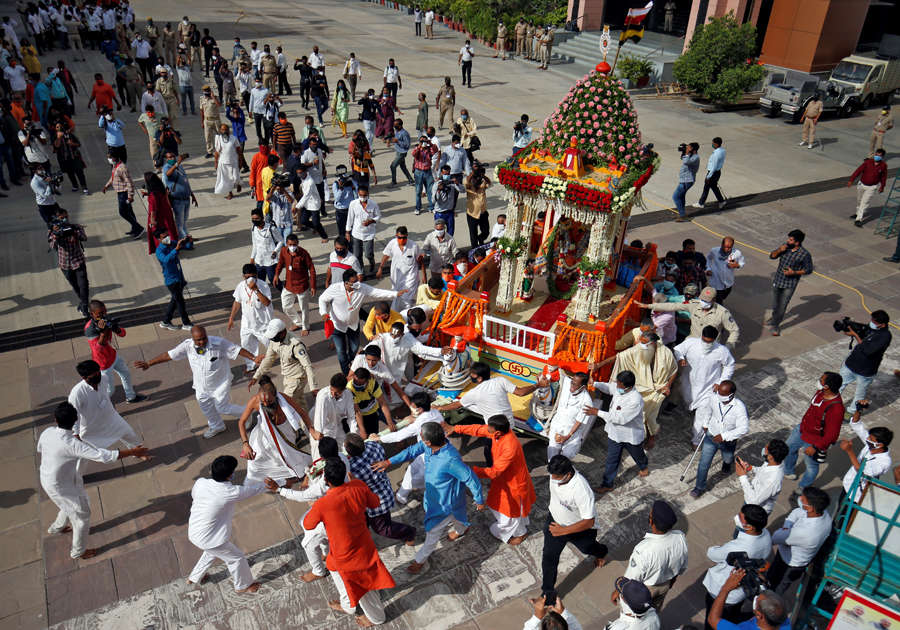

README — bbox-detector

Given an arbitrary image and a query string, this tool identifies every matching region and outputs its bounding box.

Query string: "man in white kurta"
[39,402,148,559]
[241,392,313,486]
[311,375,358,459]
[611,332,678,442]
[187,456,265,591]
[69,360,143,454]
[546,372,594,461]
[374,326,443,394]
[379,391,444,503]
[377,230,424,311]
[213,124,242,196]
[135,326,260,438]
[228,266,273,371]
[672,326,735,446]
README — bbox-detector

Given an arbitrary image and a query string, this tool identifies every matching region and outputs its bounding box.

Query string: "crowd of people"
[4,2,898,630]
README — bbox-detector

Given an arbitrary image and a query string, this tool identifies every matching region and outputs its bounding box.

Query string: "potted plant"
[617,55,655,88]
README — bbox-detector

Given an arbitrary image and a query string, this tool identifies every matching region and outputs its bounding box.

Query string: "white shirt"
[702,530,772,603]
[383,65,400,83]
[312,387,356,436]
[237,70,253,93]
[132,38,151,59]
[459,44,474,61]
[739,463,784,514]
[102,8,117,29]
[772,508,833,566]
[328,251,363,286]
[594,382,645,445]
[276,52,286,71]
[250,224,283,266]
[301,147,325,184]
[673,338,735,410]
[548,470,595,527]
[249,48,262,67]
[68,375,136,449]
[522,610,583,630]
[375,332,443,384]
[233,278,273,333]
[309,51,324,69]
[215,134,240,165]
[3,65,26,91]
[168,336,242,395]
[350,354,395,385]
[460,377,516,423]
[346,198,381,241]
[249,86,269,114]
[489,222,506,241]
[380,408,442,444]
[188,477,264,549]
[695,396,749,442]
[706,247,745,291]
[140,90,168,117]
[549,384,593,440]
[624,530,689,586]
[606,605,660,630]
[424,10,435,25]
[296,176,322,212]
[318,282,397,333]
[842,418,893,502]
[422,231,458,273]
[38,427,118,510]
[344,58,361,77]
[383,238,421,294]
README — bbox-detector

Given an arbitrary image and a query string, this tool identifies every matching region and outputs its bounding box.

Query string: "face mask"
[761,447,768,459]
[435,228,445,236]
[335,248,347,257]
[456,263,468,274]
[350,282,361,290]
[245,277,256,286]
[874,155,883,162]
[358,195,368,203]
[288,245,297,253]
[638,342,651,350]
[452,143,460,149]
[107,157,116,165]
[549,478,561,487]
[661,280,674,291]
[461,114,468,120]
[616,386,626,394]
[796,498,805,511]
[442,174,450,181]
[699,300,712,310]
[470,375,479,383]
[718,393,733,404]
[869,321,878,329]
[161,236,172,246]
[105,114,114,121]
[701,341,714,353]
[816,381,824,390]
[166,158,176,166]
[865,439,879,450]
[252,220,264,227]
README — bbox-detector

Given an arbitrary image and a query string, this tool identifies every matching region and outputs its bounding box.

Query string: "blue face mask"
[616,386,625,395]
[661,280,675,291]
[873,155,883,162]
[869,321,878,329]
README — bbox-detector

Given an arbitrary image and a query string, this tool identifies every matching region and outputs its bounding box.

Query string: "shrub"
[617,56,654,84]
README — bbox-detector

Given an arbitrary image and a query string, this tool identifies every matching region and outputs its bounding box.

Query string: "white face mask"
[107,157,116,165]
[160,236,171,246]
[701,341,714,353]
[761,447,768,459]
[816,381,824,390]
[358,195,368,203]
[616,386,626,394]
[457,262,468,274]
[718,393,733,404]
[435,228,445,236]
[105,114,113,121]
[865,439,879,450]
[288,245,297,253]
[699,300,713,310]
[350,281,361,290]
[869,322,878,330]
[638,342,651,350]
[549,477,562,487]
[245,277,256,287]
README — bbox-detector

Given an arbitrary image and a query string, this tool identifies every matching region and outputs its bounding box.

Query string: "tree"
[673,13,766,104]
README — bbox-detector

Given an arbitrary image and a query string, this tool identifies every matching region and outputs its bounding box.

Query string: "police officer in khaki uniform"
[637,286,740,349]
[435,76,455,129]
[539,26,554,70]
[155,68,180,126]
[250,319,318,402]
[162,23,177,66]
[118,58,144,112]
[870,104,893,155]
[199,85,221,157]
[515,18,527,58]
[260,46,278,93]
[528,23,538,60]
[494,21,507,60]
[799,95,823,149]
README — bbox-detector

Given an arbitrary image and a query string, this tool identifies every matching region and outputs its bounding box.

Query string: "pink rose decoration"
[619,146,625,152]
[593,122,600,129]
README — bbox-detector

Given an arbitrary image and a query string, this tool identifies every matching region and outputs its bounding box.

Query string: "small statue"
[520,260,535,302]
[439,336,472,391]
[561,136,585,177]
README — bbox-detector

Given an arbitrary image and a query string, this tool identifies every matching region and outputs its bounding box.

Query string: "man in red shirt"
[248,142,272,211]
[87,73,121,115]
[847,148,887,227]
[782,372,844,493]
[83,300,146,404]
[274,233,316,334]
[302,459,395,627]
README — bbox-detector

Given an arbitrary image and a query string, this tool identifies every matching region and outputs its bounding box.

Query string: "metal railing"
[482,314,556,360]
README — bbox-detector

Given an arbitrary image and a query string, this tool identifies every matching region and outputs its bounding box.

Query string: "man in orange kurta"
[302,458,396,627]
[248,142,272,210]
[450,414,536,545]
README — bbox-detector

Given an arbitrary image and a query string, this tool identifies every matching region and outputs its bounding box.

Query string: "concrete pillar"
[567,0,606,32]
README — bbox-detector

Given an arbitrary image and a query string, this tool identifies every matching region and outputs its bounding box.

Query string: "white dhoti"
[302,514,329,576]
[45,483,91,558]
[331,570,387,624]
[547,437,584,461]
[214,162,241,195]
[189,541,254,590]
[197,377,244,431]
[488,508,528,543]
[245,394,312,485]
[240,325,269,369]
[395,453,425,503]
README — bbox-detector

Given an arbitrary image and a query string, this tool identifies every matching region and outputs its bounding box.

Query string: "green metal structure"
[874,171,900,239]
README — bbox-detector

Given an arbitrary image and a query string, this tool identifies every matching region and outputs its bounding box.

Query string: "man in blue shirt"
[707,568,790,630]
[388,119,413,187]
[98,109,127,163]
[373,421,484,574]
[331,165,357,237]
[673,142,700,222]
[698,137,727,210]
[440,134,471,182]
[154,228,193,330]
[161,151,197,246]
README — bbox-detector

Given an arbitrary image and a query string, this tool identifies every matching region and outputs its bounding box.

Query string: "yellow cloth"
[415,284,443,312]
[261,166,275,215]
[363,309,404,341]
[611,342,678,436]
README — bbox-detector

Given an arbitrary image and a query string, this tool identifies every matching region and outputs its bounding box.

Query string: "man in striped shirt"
[101,153,144,237]
[271,112,296,165]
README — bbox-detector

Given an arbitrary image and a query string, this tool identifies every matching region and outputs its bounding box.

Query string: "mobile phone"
[544,592,556,607]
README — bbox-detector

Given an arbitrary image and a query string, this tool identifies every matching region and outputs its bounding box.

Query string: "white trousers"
[197,389,245,431]
[488,508,528,543]
[189,540,254,590]
[47,490,91,558]
[547,436,584,461]
[281,288,310,330]
[856,182,879,221]
[331,569,387,625]
[302,516,329,576]
[414,514,468,564]
[240,326,270,369]
[395,453,425,503]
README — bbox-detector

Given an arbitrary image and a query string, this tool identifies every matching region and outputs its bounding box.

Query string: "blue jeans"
[103,354,136,400]
[673,181,694,217]
[414,169,434,212]
[314,95,328,124]
[255,264,277,284]
[332,326,359,374]
[434,210,455,236]
[783,424,819,489]
[171,197,190,239]
[693,434,736,492]
[770,284,797,332]
[276,223,292,244]
[838,362,874,413]
[601,439,648,487]
[390,151,413,183]
[179,85,195,114]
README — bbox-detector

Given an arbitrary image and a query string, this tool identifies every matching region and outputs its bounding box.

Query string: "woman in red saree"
[142,172,178,254]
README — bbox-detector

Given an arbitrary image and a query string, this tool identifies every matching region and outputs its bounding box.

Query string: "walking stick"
[679,428,707,482]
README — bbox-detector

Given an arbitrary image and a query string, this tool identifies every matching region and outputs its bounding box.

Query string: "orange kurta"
[248,146,272,200]
[456,425,536,518]
[302,479,396,606]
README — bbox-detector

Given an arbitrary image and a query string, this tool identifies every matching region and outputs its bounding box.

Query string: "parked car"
[759,70,862,121]
[828,53,900,109]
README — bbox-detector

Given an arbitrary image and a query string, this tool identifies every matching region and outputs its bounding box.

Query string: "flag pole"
[611,42,623,74]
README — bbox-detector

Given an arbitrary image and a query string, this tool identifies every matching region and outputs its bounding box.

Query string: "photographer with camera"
[330,165,357,237]
[52,121,88,194]
[31,163,62,224]
[512,114,532,156]
[702,504,771,630]
[768,486,831,596]
[707,569,789,630]
[19,117,52,169]
[673,142,700,222]
[266,172,294,243]
[837,310,891,415]
[47,207,89,316]
[84,300,146,404]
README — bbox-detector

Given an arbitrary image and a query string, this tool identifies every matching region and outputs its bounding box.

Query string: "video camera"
[833,316,869,337]
[725,552,768,599]
[271,171,291,188]
[678,143,687,154]
[96,317,121,332]
[334,164,351,185]
[49,215,76,239]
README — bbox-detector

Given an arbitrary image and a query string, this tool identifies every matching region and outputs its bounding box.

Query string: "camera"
[271,172,291,188]
[832,316,869,337]
[513,120,524,133]
[49,215,75,238]
[97,317,120,332]
[677,143,687,154]
[725,552,767,598]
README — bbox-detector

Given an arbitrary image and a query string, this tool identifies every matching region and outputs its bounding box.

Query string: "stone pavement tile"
[96,469,159,520]
[0,456,38,533]
[257,576,336,628]
[128,403,193,438]
[0,606,48,630]
[52,591,164,630]
[0,561,44,620]
[115,323,161,348]
[26,340,76,369]
[466,542,538,612]
[387,577,473,630]
[184,606,269,630]
[42,532,79,580]
[2,348,28,384]
[0,521,41,573]
[278,494,312,535]
[469,597,532,630]
[454,623,480,630]
[46,559,117,625]
[170,533,203,580]
[111,538,181,600]
[232,489,278,517]
[130,494,191,545]
[152,578,229,626]
[231,501,295,555]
